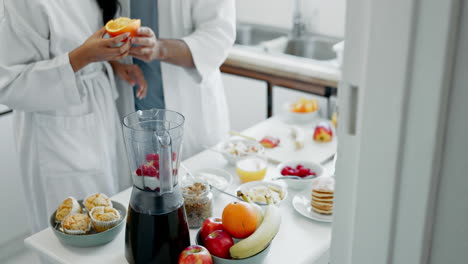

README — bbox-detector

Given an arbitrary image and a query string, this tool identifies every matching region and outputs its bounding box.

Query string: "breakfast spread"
[313,122,333,142]
[182,183,213,228]
[55,197,82,223]
[311,177,335,215]
[259,135,280,148]
[290,97,319,113]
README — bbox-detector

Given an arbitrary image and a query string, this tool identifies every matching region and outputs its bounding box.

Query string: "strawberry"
[298,168,309,177]
[136,164,158,178]
[281,168,290,176]
[296,164,304,170]
[146,153,159,162]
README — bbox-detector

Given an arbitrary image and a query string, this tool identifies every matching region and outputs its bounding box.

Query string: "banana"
[229,205,281,259]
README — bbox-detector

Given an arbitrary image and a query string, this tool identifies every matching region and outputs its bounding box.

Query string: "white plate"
[292,190,333,222]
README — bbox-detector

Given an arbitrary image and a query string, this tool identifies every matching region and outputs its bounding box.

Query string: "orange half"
[105,17,141,38]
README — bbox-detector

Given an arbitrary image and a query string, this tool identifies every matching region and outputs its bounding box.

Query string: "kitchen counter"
[24,117,335,264]
[224,46,341,88]
[222,45,341,117]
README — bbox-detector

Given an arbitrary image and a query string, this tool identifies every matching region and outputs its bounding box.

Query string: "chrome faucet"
[292,0,306,38]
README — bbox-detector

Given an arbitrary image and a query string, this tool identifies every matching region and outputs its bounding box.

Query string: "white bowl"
[192,168,233,193]
[218,139,265,165]
[275,160,324,190]
[282,102,319,124]
[235,181,288,206]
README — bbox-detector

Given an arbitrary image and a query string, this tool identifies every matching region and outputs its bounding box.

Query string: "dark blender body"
[125,188,190,263]
[122,109,190,264]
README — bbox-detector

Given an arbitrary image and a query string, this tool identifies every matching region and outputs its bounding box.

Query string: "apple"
[200,217,224,241]
[203,230,234,259]
[313,122,333,142]
[179,245,213,264]
[260,135,280,148]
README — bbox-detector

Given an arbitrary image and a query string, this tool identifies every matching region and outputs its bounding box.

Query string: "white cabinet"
[222,73,267,131]
[0,112,30,259]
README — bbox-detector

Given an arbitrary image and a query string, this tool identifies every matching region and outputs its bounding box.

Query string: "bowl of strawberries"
[275,160,324,190]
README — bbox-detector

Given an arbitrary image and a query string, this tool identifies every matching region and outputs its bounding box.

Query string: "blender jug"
[123,109,190,264]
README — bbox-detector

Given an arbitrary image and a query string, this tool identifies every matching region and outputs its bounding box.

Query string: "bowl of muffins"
[50,193,126,247]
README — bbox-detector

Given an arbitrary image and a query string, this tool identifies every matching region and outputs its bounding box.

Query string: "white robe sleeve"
[0,0,81,112]
[182,0,236,83]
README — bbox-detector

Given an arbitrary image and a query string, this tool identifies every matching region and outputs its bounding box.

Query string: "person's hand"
[69,27,132,72]
[111,62,147,99]
[129,27,163,62]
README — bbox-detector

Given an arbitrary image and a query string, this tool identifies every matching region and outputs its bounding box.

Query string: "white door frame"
[330,0,462,263]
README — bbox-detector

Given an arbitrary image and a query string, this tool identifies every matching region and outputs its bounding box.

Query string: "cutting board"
[241,117,337,165]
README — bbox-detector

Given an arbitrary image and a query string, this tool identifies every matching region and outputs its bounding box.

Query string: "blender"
[123,109,190,264]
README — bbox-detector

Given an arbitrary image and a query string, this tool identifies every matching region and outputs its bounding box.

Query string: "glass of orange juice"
[235,153,268,183]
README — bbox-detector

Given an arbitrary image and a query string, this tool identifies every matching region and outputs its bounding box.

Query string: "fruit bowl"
[275,160,324,190]
[218,139,265,165]
[282,102,319,124]
[196,230,271,264]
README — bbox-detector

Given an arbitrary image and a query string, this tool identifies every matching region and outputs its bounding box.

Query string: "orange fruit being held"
[222,201,259,239]
[105,17,141,38]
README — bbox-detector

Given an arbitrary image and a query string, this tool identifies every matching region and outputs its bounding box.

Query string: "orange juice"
[236,157,267,183]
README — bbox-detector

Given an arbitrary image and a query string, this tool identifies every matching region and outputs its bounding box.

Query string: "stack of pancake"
[311,177,335,215]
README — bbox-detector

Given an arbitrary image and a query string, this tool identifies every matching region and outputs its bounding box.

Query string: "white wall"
[429,2,468,262]
[236,0,347,38]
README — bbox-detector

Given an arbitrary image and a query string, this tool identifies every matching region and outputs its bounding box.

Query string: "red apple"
[313,122,333,142]
[179,245,213,264]
[200,217,224,241]
[203,230,234,259]
[260,135,280,148]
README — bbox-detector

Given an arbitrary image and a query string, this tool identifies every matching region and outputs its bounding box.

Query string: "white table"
[25,117,336,264]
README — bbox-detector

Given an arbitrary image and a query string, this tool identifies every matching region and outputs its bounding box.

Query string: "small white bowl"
[218,139,265,165]
[282,102,319,124]
[192,168,233,193]
[275,160,324,190]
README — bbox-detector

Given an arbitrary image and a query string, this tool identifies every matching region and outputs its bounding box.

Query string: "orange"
[222,201,259,239]
[105,17,141,38]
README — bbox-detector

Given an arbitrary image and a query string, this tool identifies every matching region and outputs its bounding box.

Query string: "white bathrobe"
[0,0,131,232]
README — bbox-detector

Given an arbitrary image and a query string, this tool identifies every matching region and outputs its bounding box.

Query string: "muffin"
[84,193,112,212]
[89,206,121,232]
[55,197,82,223]
[311,177,335,215]
[62,214,92,235]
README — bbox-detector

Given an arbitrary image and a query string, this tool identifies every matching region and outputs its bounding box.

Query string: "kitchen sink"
[236,24,289,46]
[284,37,338,61]
[235,23,341,62]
